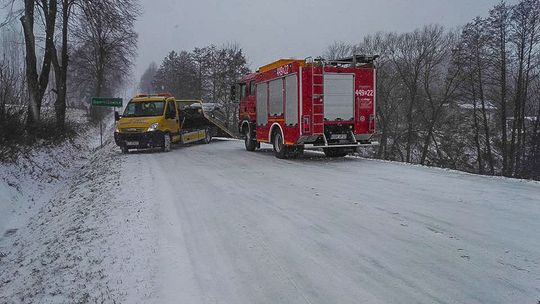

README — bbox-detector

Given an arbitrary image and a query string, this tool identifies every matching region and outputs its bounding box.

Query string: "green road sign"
[91,97,123,107]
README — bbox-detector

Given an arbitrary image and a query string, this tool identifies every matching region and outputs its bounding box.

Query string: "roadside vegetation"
[0,0,139,160]
[323,0,540,180]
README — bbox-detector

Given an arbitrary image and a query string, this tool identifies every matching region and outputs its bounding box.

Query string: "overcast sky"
[134,0,515,82]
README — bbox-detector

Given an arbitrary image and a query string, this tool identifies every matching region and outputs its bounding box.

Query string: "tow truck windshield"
[123,101,165,117]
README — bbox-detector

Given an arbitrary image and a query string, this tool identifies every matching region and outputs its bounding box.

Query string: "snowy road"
[122,139,540,304]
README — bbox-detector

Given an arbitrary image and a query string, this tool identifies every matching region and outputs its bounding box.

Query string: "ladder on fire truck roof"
[306,57,326,135]
[327,54,379,67]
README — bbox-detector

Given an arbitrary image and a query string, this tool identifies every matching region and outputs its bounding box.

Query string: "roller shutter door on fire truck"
[256,83,268,126]
[323,73,355,121]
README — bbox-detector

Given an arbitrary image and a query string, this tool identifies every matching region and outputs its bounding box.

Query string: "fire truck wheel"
[272,131,289,159]
[323,148,348,157]
[244,127,257,151]
[162,133,171,152]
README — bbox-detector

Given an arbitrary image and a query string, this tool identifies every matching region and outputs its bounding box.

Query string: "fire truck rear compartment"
[323,73,355,122]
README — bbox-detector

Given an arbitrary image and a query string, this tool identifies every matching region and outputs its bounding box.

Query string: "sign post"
[91,97,123,148]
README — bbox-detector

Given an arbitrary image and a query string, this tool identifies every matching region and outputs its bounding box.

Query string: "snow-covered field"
[1,138,539,303]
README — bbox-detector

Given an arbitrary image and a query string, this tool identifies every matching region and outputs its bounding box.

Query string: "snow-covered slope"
[0,138,89,236]
[1,139,539,304]
[0,111,102,236]
[0,139,154,303]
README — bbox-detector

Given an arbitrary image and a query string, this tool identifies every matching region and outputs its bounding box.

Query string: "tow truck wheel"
[272,131,289,159]
[162,133,171,152]
[121,145,129,154]
[323,148,348,158]
[244,126,257,151]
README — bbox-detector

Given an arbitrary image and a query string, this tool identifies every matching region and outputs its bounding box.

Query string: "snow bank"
[0,139,154,303]
[0,110,101,236]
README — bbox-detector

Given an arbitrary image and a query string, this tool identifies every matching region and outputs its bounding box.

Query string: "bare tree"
[20,0,57,128]
[418,30,460,165]
[487,1,512,175]
[323,41,353,60]
[51,0,76,130]
[70,0,139,120]
[0,53,22,122]
[390,26,438,163]
[0,26,26,144]
[476,18,495,174]
[508,0,540,176]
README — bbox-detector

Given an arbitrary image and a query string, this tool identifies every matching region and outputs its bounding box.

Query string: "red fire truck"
[237,55,379,158]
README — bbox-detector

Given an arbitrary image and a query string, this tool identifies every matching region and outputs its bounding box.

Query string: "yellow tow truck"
[114,93,218,153]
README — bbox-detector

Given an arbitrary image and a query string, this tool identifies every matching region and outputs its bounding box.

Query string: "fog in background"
[134,0,517,78]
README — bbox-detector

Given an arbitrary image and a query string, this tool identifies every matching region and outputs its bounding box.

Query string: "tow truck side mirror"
[114,111,121,121]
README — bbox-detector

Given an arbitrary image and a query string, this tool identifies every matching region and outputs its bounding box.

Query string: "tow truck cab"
[114,93,181,153]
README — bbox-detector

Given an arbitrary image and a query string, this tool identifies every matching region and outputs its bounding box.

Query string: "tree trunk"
[53,0,70,131]
[20,0,57,130]
[473,100,484,174]
[477,62,495,175]
[20,0,39,127]
[405,88,416,163]
[509,36,526,176]
[499,28,508,176]
[518,20,539,176]
[469,73,484,174]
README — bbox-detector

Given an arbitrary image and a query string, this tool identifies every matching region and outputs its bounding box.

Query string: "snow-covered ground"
[1,139,539,303]
[0,137,90,236]
[0,109,102,236]
[0,138,155,303]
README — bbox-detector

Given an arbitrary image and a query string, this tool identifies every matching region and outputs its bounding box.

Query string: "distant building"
[506,116,539,134]
[457,100,497,121]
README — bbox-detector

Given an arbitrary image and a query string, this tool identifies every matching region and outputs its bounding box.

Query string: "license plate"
[126,141,139,146]
[331,134,347,140]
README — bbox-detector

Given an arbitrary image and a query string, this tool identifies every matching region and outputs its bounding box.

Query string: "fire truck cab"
[237,55,379,158]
